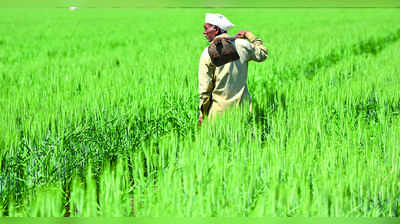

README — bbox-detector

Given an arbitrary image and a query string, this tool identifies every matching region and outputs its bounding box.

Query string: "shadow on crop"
[252,90,287,142]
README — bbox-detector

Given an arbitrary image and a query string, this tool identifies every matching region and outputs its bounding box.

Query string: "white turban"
[205,13,234,31]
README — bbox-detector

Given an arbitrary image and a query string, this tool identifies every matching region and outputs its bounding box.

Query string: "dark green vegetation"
[0,8,399,216]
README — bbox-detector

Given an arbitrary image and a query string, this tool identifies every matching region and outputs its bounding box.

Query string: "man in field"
[198,13,268,125]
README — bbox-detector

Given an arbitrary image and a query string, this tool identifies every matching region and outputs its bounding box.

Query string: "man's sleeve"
[198,50,215,117]
[245,32,268,62]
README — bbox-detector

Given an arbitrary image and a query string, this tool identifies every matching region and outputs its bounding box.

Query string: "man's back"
[198,32,268,118]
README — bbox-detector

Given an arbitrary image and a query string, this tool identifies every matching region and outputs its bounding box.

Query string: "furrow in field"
[302,28,400,79]
[272,28,400,83]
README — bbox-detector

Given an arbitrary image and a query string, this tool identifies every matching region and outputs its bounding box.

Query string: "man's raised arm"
[237,30,268,62]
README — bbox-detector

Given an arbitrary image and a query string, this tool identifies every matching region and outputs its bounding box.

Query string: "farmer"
[198,13,268,125]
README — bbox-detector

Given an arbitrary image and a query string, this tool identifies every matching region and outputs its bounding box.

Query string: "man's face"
[203,23,218,42]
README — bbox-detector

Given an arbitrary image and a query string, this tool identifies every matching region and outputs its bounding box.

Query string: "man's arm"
[237,30,268,62]
[198,49,215,124]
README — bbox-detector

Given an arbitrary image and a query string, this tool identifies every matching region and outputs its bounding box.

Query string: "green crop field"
[0,7,399,217]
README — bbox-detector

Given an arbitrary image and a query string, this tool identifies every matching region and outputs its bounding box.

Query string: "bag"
[208,36,240,67]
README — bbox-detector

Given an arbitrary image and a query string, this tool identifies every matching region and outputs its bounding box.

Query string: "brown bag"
[208,36,240,67]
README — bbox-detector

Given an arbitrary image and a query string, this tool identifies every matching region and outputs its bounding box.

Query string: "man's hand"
[198,115,204,126]
[236,30,250,39]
